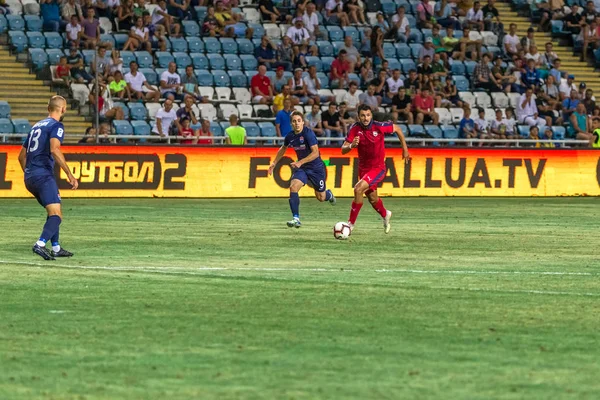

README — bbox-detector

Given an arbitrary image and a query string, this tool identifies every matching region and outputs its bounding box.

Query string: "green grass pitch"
[0,197,599,399]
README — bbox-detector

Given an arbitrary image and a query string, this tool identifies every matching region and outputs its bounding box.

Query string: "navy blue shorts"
[292,166,327,192]
[25,175,61,207]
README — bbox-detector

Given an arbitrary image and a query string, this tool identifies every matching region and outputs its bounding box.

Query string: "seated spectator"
[321,103,344,144]
[79,126,98,144]
[293,43,310,70]
[578,19,600,61]
[134,0,148,17]
[541,42,558,69]
[81,8,102,49]
[539,75,560,108]
[413,88,439,125]
[286,18,311,49]
[536,89,559,126]
[583,88,596,114]
[289,68,311,105]
[441,77,463,107]
[202,6,226,36]
[559,74,576,100]
[569,103,592,140]
[304,65,333,105]
[359,84,382,110]
[435,0,462,30]
[482,0,503,33]
[474,108,489,140]
[305,103,324,137]
[343,0,366,24]
[181,65,209,103]
[251,65,274,104]
[105,0,120,20]
[360,59,375,84]
[537,127,555,148]
[215,0,248,37]
[160,62,183,101]
[341,36,362,72]
[179,118,197,145]
[197,119,214,144]
[403,69,420,96]
[65,15,83,48]
[525,45,543,68]
[417,56,433,82]
[385,69,404,105]
[431,53,448,79]
[472,53,502,92]
[168,0,192,22]
[330,50,350,89]
[277,36,295,72]
[117,0,135,31]
[62,0,83,24]
[565,3,584,34]
[562,89,580,120]
[390,6,411,42]
[109,71,130,101]
[89,84,125,121]
[108,49,124,77]
[516,87,547,127]
[225,115,247,145]
[41,0,64,32]
[144,12,167,51]
[125,61,161,101]
[272,66,287,94]
[549,59,565,88]
[458,26,482,61]
[503,23,521,59]
[391,87,414,124]
[123,16,150,52]
[465,1,484,31]
[259,0,290,23]
[325,0,350,27]
[459,107,476,138]
[91,46,111,84]
[491,55,517,92]
[66,47,93,83]
[419,38,435,62]
[338,102,355,133]
[274,85,298,113]
[275,98,294,137]
[520,27,536,54]
[55,56,73,85]
[342,81,360,115]
[375,12,390,36]
[489,109,508,139]
[255,36,278,70]
[303,2,323,40]
[152,0,181,37]
[152,99,177,138]
[583,0,598,25]
[175,95,199,135]
[416,0,434,29]
[539,0,566,32]
[521,58,540,90]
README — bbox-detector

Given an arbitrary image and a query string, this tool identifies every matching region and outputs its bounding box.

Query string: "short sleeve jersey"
[345,121,394,171]
[284,127,323,170]
[23,118,65,180]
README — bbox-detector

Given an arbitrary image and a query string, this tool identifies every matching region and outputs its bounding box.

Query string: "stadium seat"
[173,52,192,69]
[305,56,322,72]
[258,122,277,142]
[131,120,151,138]
[209,121,223,137]
[232,88,250,104]
[238,104,253,119]
[120,50,135,67]
[170,37,188,53]
[435,108,452,125]
[551,126,565,140]
[474,92,492,108]
[395,43,411,58]
[199,103,218,121]
[45,48,63,65]
[380,0,396,14]
[113,102,130,119]
[190,53,208,70]
[27,31,45,48]
[400,59,416,74]
[207,53,225,70]
[248,23,264,39]
[450,108,464,123]
[425,125,443,139]
[229,70,247,87]
[215,87,232,101]
[0,15,6,34]
[182,20,200,37]
[197,86,214,100]
[186,36,203,53]
[0,101,11,118]
[241,122,259,144]
[146,102,162,120]
[44,32,62,49]
[459,92,477,108]
[128,103,148,121]
[408,124,425,136]
[263,23,281,38]
[442,125,459,140]
[332,89,346,104]
[318,41,334,57]
[156,51,174,68]
[321,56,334,73]
[213,70,230,87]
[449,60,465,75]
[113,120,133,136]
[243,7,260,23]
[484,108,496,122]
[203,37,221,53]
[507,92,521,108]
[0,118,13,134]
[220,103,238,119]
[239,54,257,71]
[326,26,343,41]
[383,42,396,59]
[28,48,47,70]
[195,69,213,86]
[221,38,238,54]
[518,125,530,138]
[24,15,42,31]
[409,43,422,58]
[81,49,95,65]
[237,38,254,55]
[317,73,329,88]
[387,58,401,71]
[7,15,25,31]
[99,17,112,34]
[135,51,153,68]
[194,6,207,21]
[453,76,470,92]
[464,61,477,76]
[343,26,359,43]
[140,68,157,85]
[224,54,242,71]
[113,33,129,48]
[9,30,27,53]
[12,119,32,134]
[100,33,115,48]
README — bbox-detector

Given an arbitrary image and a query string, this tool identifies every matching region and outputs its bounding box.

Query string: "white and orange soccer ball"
[333,222,351,240]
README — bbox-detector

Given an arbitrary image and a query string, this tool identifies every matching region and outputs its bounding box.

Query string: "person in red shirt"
[341,104,411,234]
[330,50,350,89]
[55,56,72,85]
[250,64,274,104]
[197,119,214,145]
[413,88,439,124]
[179,117,196,144]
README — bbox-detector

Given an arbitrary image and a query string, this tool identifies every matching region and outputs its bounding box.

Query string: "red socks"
[348,201,363,224]
[372,199,387,218]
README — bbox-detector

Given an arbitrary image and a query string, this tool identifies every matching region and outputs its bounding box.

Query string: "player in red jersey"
[341,104,410,233]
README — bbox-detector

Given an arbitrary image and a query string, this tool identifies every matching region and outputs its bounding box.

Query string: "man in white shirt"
[503,23,521,58]
[525,45,543,67]
[124,61,160,101]
[517,87,547,127]
[465,1,484,31]
[559,74,577,100]
[391,6,411,43]
[153,99,177,137]
[286,18,310,46]
[341,81,360,115]
[65,15,82,48]
[303,65,334,104]
[385,69,404,105]
[160,62,182,101]
[302,2,323,40]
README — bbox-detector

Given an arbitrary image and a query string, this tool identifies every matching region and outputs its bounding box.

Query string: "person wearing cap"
[416,0,434,29]
[435,0,462,31]
[324,0,350,27]
[559,74,577,101]
[465,1,484,31]
[419,38,435,62]
[289,68,310,105]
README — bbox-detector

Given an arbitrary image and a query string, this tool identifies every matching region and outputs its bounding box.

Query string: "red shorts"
[359,167,386,191]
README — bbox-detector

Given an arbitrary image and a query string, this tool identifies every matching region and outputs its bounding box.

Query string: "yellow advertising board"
[0,145,599,197]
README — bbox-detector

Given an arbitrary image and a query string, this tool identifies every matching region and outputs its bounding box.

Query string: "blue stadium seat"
[7,15,25,31]
[156,51,174,68]
[194,6,207,20]
[487,46,501,57]
[0,118,13,134]
[248,23,264,39]
[326,26,343,41]
[140,68,157,85]
[232,22,247,38]
[0,101,11,118]
[224,54,242,70]
[383,42,396,59]
[120,51,136,66]
[408,124,425,136]
[229,70,247,87]
[27,31,45,49]
[207,53,225,69]
[409,43,423,58]
[113,33,129,48]
[518,125,530,138]
[317,41,334,57]
[131,120,150,142]
[387,58,401,71]
[241,122,259,144]
[400,59,416,73]
[245,70,258,81]
[82,49,95,65]
[321,56,334,73]
[453,75,469,92]
[128,103,148,120]
[240,54,257,71]
[12,119,32,134]
[24,15,42,32]
[395,43,411,58]
[258,122,277,139]
[173,52,192,69]
[155,67,166,78]
[113,102,130,119]
[221,38,238,54]
[187,36,203,53]
[342,26,359,43]
[100,33,115,48]
[195,69,213,86]
[210,121,223,136]
[9,30,27,53]
[551,126,565,140]
[28,48,48,70]
[203,37,221,53]
[425,125,443,139]
[182,20,200,37]
[381,0,396,14]
[305,56,322,72]
[464,61,477,76]
[213,70,230,87]
[348,73,361,86]
[237,38,254,55]
[219,121,230,132]
[331,41,344,55]
[46,48,63,65]
[170,37,188,52]
[442,125,459,139]
[449,60,465,75]
[191,53,209,69]
[0,15,6,34]
[317,72,329,88]
[113,120,133,136]
[406,14,417,28]
[44,32,62,49]
[134,51,153,68]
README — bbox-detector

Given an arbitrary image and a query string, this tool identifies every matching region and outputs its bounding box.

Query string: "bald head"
[48,95,66,113]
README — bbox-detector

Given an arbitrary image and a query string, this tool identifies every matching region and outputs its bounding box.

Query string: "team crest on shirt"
[373,131,378,137]
[299,136,304,143]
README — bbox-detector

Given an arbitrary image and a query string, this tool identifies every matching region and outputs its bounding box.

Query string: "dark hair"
[291,110,304,119]
[186,64,193,69]
[357,104,372,114]
[338,49,347,55]
[129,60,138,67]
[339,101,347,106]
[349,81,357,87]
[409,69,416,74]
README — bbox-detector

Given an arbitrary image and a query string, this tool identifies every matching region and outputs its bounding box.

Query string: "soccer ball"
[333,222,351,240]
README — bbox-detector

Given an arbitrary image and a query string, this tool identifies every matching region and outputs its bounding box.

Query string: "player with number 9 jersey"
[18,96,79,261]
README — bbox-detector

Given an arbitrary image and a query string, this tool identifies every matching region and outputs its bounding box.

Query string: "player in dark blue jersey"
[18,96,79,260]
[268,110,336,228]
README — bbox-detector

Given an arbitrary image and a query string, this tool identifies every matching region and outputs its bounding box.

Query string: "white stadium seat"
[146,102,162,120]
[232,88,251,104]
[474,92,491,108]
[220,103,238,118]
[198,103,217,121]
[332,89,347,104]
[215,87,231,101]
[199,86,215,100]
[70,84,90,106]
[435,108,452,125]
[458,92,477,108]
[450,107,464,123]
[263,24,281,38]
[238,104,253,119]
[507,92,521,108]
[491,92,509,108]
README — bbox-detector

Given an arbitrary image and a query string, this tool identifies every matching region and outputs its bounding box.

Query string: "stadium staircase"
[497,1,600,94]
[0,43,90,143]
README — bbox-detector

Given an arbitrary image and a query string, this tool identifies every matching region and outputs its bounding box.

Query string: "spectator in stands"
[413,88,439,125]
[489,109,508,139]
[474,108,489,141]
[225,115,247,145]
[391,87,413,124]
[160,62,183,101]
[92,46,111,83]
[105,0,120,20]
[482,0,503,33]
[562,89,580,120]
[286,17,310,48]
[458,27,482,61]
[153,99,177,138]
[342,81,360,115]
[577,18,600,61]
[144,12,167,51]
[559,74,576,101]
[272,66,287,94]
[385,69,404,104]
[40,0,64,32]
[305,103,323,137]
[583,88,596,114]
[66,47,92,83]
[341,36,362,73]
[569,103,592,140]
[521,58,540,90]
[459,107,476,138]
[152,0,181,37]
[178,117,197,144]
[338,102,354,134]
[503,23,520,59]
[331,50,350,89]
[417,55,433,81]
[117,0,135,31]
[304,65,333,105]
[541,42,558,69]
[565,4,584,34]
[536,89,560,126]
[525,45,543,68]
[321,102,343,144]
[81,8,102,49]
[55,56,73,85]
[215,1,245,36]
[360,59,375,85]
[181,65,208,103]
[390,6,411,42]
[275,98,293,137]
[465,1,484,31]
[109,71,130,101]
[175,95,199,134]
[251,65,274,105]
[441,26,462,61]
[255,36,278,70]
[403,69,420,95]
[370,27,385,64]
[289,68,310,105]
[79,126,99,144]
[125,61,160,101]
[539,0,566,32]
[274,85,297,113]
[168,0,193,22]
[325,0,350,27]
[539,74,560,109]
[583,0,598,25]
[374,12,390,36]
[441,76,463,107]
[65,15,83,49]
[549,59,564,85]
[419,38,435,62]
[197,119,214,145]
[277,36,295,72]
[416,0,434,29]
[517,87,547,128]
[202,6,225,36]
[89,83,125,121]
[123,16,150,52]
[431,53,448,79]
[473,53,502,92]
[259,0,289,23]
[435,0,461,30]
[62,0,83,24]
[344,0,366,25]
[303,2,323,40]
[359,84,381,109]
[521,27,536,54]
[293,43,310,70]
